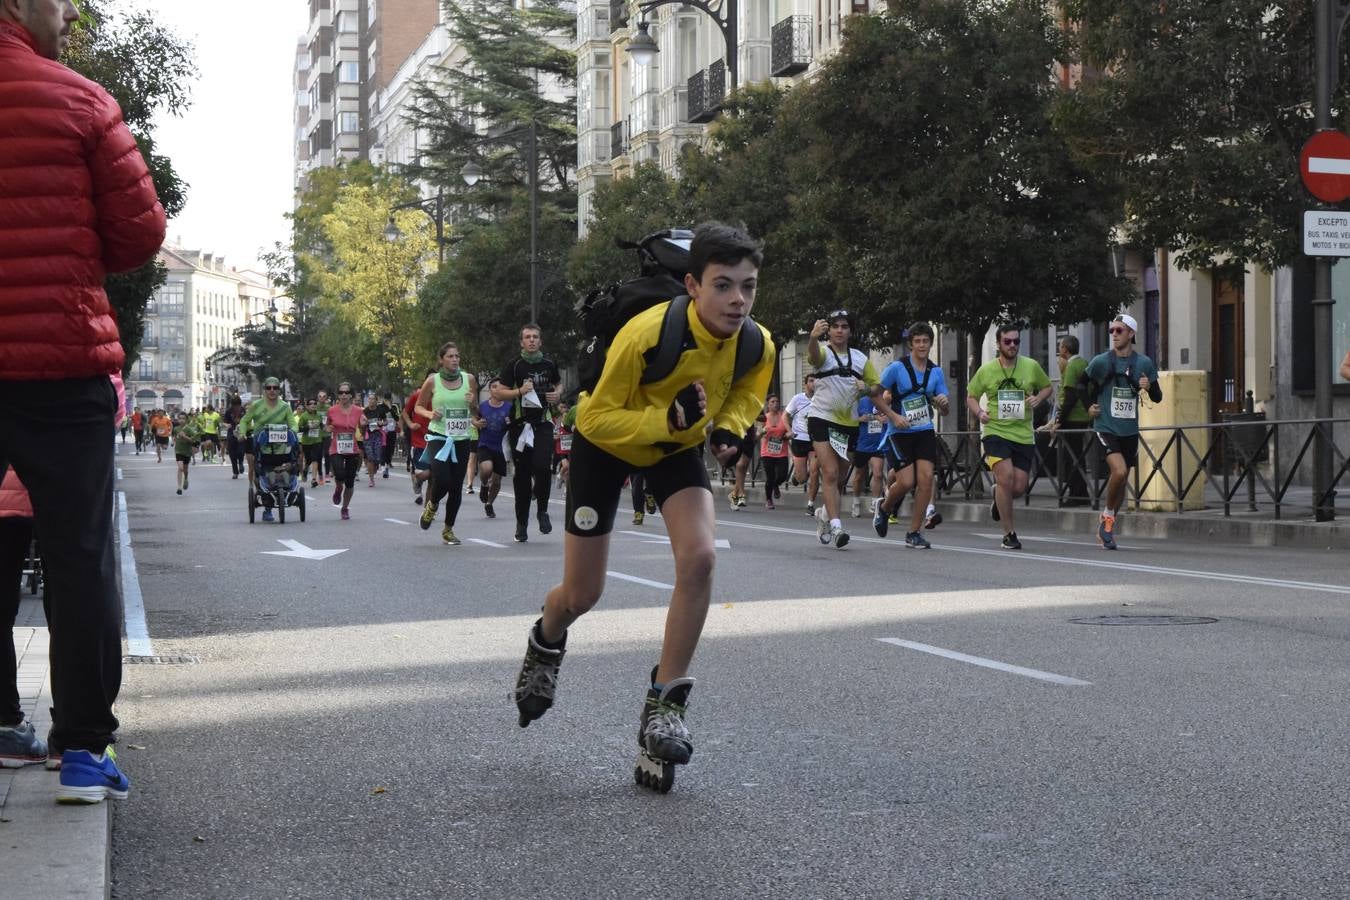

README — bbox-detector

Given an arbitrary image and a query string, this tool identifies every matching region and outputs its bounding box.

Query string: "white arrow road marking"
[607,570,675,590]
[878,639,1092,686]
[1309,156,1350,175]
[262,539,347,560]
[617,530,730,549]
[468,538,508,548]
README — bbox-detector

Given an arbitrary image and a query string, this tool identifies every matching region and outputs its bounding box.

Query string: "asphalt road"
[107,442,1350,899]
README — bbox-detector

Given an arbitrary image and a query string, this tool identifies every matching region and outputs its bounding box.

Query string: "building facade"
[127,247,281,412]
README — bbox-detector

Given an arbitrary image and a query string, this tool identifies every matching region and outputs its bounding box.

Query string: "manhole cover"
[1069,615,1217,626]
[122,655,200,665]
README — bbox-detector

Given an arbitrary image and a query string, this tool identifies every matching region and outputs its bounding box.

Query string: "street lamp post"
[626,0,738,91]
[384,187,448,267]
[1312,0,1350,520]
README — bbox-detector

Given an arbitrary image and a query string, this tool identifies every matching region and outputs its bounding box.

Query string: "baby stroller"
[248,424,306,523]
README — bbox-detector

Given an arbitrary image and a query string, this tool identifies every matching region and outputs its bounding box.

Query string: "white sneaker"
[831,525,850,549]
[815,506,829,545]
[850,497,861,518]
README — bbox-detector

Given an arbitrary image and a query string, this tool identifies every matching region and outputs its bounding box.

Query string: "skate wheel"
[634,752,675,794]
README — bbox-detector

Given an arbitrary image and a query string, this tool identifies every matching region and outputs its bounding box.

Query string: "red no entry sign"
[1301,130,1350,202]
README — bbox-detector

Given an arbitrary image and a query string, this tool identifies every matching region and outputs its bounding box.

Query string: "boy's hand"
[710,427,740,466]
[668,381,706,432]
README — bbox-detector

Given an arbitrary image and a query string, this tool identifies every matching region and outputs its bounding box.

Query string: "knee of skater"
[559,586,603,618]
[674,546,716,587]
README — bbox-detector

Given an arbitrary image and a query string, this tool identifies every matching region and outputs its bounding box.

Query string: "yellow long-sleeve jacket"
[576,299,775,468]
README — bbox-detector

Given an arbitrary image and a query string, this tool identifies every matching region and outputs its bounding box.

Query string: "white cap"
[1114,313,1138,333]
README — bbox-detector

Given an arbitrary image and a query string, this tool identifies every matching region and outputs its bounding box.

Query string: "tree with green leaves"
[1056,0,1326,270]
[64,0,194,371]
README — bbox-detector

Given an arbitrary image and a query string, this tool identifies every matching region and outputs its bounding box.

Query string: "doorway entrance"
[1211,271,1245,421]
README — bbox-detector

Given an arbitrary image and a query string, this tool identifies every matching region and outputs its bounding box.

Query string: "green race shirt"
[1057,356,1091,425]
[1086,350,1159,437]
[237,398,297,440]
[172,422,200,456]
[967,355,1051,446]
[296,410,324,445]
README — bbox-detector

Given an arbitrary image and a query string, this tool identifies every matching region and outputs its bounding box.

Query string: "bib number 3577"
[996,390,1025,421]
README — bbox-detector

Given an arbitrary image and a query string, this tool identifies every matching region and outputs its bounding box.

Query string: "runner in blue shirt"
[476,378,513,519]
[872,323,950,548]
[850,394,887,519]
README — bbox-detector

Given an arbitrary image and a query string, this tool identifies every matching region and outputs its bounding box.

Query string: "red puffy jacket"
[0,468,33,520]
[0,20,166,381]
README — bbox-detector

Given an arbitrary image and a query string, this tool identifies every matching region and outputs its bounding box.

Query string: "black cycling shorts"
[790,438,813,459]
[886,430,940,470]
[564,431,710,537]
[982,435,1036,473]
[1096,432,1139,469]
[807,417,858,455]
[302,443,323,465]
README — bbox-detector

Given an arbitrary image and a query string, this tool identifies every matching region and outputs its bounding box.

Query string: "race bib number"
[902,395,931,429]
[444,407,471,438]
[306,424,320,438]
[867,418,884,434]
[1110,387,1137,420]
[559,433,573,452]
[996,390,1025,421]
[335,434,356,455]
[828,428,850,461]
[765,437,784,455]
[266,424,289,444]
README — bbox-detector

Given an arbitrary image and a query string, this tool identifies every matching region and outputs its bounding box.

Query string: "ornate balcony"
[771,15,812,77]
[609,0,628,33]
[611,117,630,160]
[687,60,727,124]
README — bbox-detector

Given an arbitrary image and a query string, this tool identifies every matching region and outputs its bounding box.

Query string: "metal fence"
[932,418,1350,518]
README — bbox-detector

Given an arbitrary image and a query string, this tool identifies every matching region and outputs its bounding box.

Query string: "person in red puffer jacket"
[0,0,166,804]
[0,469,47,769]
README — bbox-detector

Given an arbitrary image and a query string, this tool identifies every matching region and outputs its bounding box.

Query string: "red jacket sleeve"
[86,88,166,274]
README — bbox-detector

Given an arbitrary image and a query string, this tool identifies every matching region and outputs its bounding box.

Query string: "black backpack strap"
[640,296,691,385]
[732,318,765,385]
[899,357,931,399]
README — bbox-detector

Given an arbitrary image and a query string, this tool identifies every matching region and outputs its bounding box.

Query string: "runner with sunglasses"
[1069,314,1161,550]
[236,378,297,508]
[965,325,1052,550]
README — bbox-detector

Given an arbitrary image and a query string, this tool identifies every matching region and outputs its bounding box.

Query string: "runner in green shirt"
[197,405,222,464]
[237,377,298,510]
[296,398,325,488]
[316,389,332,484]
[1052,335,1092,506]
[964,324,1053,550]
[171,412,201,495]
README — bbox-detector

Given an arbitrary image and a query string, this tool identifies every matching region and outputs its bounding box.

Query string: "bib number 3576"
[1110,387,1137,420]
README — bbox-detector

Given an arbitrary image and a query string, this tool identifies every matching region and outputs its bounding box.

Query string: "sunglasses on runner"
[265,386,279,391]
[337,390,352,395]
[1001,338,1021,346]
[1109,326,1128,335]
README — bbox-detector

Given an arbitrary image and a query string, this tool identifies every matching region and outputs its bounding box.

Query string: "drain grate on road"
[1070,615,1217,626]
[122,654,200,666]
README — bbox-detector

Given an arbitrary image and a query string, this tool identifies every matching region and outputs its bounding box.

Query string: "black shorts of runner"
[1096,432,1139,469]
[411,446,431,472]
[302,443,323,466]
[478,446,507,475]
[790,438,813,459]
[564,431,710,537]
[737,430,756,464]
[331,453,361,488]
[174,452,191,465]
[467,440,479,454]
[982,435,1036,473]
[851,448,884,468]
[200,433,217,444]
[154,435,169,447]
[886,430,940,471]
[807,416,859,455]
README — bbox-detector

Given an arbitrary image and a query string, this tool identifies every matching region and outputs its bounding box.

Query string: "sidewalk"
[2,596,111,900]
[706,476,1350,548]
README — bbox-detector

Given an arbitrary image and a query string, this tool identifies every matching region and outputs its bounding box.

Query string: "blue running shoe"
[262,508,274,523]
[872,498,889,538]
[904,531,932,549]
[57,745,129,804]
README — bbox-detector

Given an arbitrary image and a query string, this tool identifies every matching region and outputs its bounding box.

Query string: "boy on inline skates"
[511,222,774,792]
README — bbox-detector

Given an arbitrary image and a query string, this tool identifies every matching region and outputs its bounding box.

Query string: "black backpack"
[574,229,764,395]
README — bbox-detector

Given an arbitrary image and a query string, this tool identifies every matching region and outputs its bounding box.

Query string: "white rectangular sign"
[1304,210,1350,256]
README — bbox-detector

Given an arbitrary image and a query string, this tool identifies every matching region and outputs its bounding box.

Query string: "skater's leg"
[539,530,610,643]
[652,486,716,684]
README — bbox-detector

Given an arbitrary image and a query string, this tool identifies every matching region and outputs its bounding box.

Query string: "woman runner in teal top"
[413,341,485,546]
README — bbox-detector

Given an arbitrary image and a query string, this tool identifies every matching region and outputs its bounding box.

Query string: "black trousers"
[0,377,123,752]
[0,516,35,726]
[425,437,472,527]
[508,422,553,528]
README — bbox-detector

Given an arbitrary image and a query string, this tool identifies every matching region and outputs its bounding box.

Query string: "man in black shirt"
[493,323,562,542]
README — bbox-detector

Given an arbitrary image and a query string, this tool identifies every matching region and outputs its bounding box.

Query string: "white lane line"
[709,517,1350,596]
[878,638,1092,686]
[468,538,508,549]
[384,518,411,525]
[970,531,1135,550]
[607,570,674,590]
[617,530,731,549]
[117,492,154,657]
[116,467,123,480]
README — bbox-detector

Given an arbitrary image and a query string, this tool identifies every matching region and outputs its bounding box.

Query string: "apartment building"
[295,0,439,195]
[128,247,283,411]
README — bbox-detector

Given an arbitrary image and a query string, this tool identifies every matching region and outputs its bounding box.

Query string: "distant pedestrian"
[0,0,167,802]
[1053,335,1092,506]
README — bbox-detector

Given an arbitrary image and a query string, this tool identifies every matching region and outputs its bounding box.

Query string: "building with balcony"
[128,246,282,412]
[295,0,440,196]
